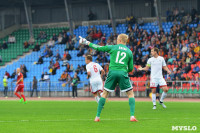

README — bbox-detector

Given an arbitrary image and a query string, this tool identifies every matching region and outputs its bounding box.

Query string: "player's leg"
[126,90,138,122]
[156,85,160,101]
[159,78,168,108]
[151,88,157,109]
[91,82,100,103]
[118,71,137,122]
[20,85,27,103]
[95,89,109,122]
[93,92,100,103]
[14,85,21,99]
[95,70,117,122]
[150,79,158,109]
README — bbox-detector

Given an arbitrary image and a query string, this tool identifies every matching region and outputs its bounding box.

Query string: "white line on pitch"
[0,118,199,123]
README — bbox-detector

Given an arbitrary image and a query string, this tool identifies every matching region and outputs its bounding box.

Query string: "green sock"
[129,97,135,116]
[96,97,106,117]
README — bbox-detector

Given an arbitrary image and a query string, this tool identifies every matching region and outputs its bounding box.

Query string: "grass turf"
[0,100,199,133]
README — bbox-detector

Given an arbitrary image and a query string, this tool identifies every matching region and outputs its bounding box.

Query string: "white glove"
[79,36,90,45]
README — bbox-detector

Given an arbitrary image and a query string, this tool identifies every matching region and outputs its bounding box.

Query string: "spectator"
[59,72,68,81]
[40,72,44,81]
[8,35,16,44]
[96,55,102,63]
[77,48,84,57]
[11,70,16,79]
[36,56,43,64]
[47,49,53,57]
[72,35,77,44]
[5,71,10,79]
[33,43,40,51]
[65,74,72,87]
[180,75,186,81]
[29,36,35,45]
[70,64,75,72]
[54,60,60,70]
[181,43,188,53]
[174,76,181,87]
[31,76,38,97]
[22,64,28,73]
[59,34,68,44]
[183,63,191,73]
[62,58,68,67]
[192,64,199,74]
[40,72,50,81]
[37,31,47,40]
[23,41,29,49]
[102,54,108,63]
[71,73,79,98]
[2,41,8,49]
[48,60,54,69]
[3,76,8,97]
[57,34,63,43]
[55,53,61,61]
[47,38,55,48]
[88,10,95,20]
[52,33,58,41]
[66,51,72,61]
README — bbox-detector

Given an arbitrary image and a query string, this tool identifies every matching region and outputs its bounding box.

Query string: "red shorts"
[14,84,24,92]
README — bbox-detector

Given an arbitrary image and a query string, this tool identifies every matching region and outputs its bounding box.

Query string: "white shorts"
[90,80,103,94]
[150,78,167,88]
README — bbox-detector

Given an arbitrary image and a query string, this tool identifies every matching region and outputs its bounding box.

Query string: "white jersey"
[86,62,103,82]
[147,56,166,79]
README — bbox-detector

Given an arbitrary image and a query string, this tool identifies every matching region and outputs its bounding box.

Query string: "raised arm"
[88,43,111,52]
[79,36,111,52]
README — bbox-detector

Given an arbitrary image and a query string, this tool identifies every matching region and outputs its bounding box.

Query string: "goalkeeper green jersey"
[89,43,133,72]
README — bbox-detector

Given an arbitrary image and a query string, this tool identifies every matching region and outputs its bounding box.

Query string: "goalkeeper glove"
[79,36,90,45]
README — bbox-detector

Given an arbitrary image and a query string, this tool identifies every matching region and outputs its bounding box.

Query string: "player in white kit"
[138,48,171,109]
[85,55,105,104]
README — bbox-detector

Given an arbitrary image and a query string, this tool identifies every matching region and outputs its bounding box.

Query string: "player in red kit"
[14,68,27,104]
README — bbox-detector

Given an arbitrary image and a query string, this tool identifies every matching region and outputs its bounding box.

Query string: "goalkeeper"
[79,34,138,122]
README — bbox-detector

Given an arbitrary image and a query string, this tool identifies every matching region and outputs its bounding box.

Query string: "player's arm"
[101,69,105,79]
[87,72,91,79]
[163,66,171,74]
[79,36,111,52]
[88,43,111,52]
[16,78,23,84]
[138,64,150,71]
[139,58,150,71]
[86,65,91,79]
[128,54,134,72]
[162,57,171,74]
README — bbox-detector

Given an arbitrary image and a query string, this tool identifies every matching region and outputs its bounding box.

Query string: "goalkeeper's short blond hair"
[118,34,128,44]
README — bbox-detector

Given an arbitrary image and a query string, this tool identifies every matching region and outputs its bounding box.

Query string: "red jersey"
[17,72,24,85]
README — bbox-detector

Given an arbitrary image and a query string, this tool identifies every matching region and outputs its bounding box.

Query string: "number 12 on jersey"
[115,51,126,64]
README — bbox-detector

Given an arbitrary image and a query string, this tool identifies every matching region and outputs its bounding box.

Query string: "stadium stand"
[0,13,200,94]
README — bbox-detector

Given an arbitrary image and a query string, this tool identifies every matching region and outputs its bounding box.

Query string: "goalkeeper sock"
[96,97,106,117]
[95,96,100,103]
[129,97,135,116]
[152,93,156,106]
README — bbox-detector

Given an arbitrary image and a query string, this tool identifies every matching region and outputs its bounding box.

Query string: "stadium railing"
[0,81,199,98]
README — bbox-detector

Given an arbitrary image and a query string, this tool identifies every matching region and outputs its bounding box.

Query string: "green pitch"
[0,100,199,133]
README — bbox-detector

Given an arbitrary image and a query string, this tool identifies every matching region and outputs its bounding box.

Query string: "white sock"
[152,93,156,106]
[99,92,103,97]
[160,92,167,102]
[95,96,100,103]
